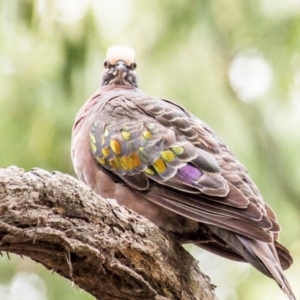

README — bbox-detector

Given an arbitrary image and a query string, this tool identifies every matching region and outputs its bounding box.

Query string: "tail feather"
[275,241,294,270]
[206,225,296,300]
[236,236,296,300]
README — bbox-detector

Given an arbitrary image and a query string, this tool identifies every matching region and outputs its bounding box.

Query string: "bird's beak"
[113,60,128,82]
[115,60,127,72]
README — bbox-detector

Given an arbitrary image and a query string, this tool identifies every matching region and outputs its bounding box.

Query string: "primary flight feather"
[71,45,295,299]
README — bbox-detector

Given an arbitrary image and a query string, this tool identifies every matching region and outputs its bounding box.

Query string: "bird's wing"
[89,91,280,243]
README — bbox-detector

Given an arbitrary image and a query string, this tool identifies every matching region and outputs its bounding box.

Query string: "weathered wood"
[0,166,217,300]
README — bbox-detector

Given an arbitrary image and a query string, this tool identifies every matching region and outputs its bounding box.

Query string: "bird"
[71,45,296,299]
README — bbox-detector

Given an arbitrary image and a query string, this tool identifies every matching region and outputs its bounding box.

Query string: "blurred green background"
[0,0,299,299]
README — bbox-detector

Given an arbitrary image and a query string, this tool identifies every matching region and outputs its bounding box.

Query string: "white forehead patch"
[106,46,135,66]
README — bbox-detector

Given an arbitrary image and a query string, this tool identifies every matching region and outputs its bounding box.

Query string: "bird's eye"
[131,62,137,70]
[103,60,109,68]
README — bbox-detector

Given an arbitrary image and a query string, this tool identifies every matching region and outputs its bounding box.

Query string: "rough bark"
[0,166,217,300]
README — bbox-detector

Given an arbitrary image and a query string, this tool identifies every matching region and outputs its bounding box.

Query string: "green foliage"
[0,0,299,299]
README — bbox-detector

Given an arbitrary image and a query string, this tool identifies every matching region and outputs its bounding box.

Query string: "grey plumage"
[71,46,296,299]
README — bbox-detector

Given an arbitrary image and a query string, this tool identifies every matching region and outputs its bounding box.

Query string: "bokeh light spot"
[229,50,273,102]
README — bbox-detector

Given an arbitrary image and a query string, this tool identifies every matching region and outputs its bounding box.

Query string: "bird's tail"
[236,235,296,300]
[205,225,296,300]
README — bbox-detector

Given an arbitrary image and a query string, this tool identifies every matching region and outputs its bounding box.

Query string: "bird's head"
[101,46,138,87]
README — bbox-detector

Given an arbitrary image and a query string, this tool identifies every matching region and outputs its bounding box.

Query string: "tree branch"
[0,166,217,300]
